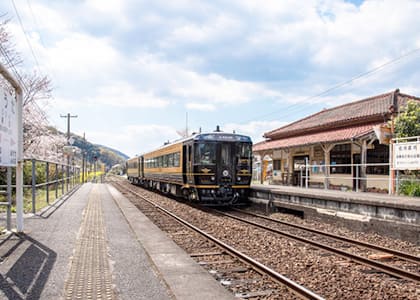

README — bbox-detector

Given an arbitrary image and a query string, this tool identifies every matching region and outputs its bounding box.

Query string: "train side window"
[174,152,180,167]
[168,153,174,167]
[163,155,168,168]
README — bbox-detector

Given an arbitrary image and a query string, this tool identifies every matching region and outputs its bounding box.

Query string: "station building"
[253,89,420,192]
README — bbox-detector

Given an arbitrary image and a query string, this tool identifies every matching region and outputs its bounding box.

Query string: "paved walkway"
[0,183,234,300]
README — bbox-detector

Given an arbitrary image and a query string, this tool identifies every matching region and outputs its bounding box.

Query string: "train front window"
[195,143,216,165]
[237,143,252,159]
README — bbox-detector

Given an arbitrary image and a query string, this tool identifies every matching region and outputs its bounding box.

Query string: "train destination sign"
[393,141,420,170]
[196,133,252,142]
[0,87,17,166]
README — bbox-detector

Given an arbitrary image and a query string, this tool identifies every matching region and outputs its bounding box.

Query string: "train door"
[139,156,144,178]
[186,144,194,184]
[219,143,234,184]
[182,145,187,184]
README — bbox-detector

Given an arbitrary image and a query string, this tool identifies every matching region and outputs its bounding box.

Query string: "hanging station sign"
[0,87,17,166]
[393,141,420,170]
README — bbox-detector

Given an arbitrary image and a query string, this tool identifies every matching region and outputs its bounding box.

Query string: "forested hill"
[71,134,128,169]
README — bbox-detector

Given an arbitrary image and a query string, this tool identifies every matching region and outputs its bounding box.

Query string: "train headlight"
[222,170,229,177]
[211,176,215,181]
[237,176,241,181]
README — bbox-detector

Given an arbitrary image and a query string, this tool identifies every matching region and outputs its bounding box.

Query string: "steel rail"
[233,208,420,264]
[217,210,420,283]
[113,181,325,300]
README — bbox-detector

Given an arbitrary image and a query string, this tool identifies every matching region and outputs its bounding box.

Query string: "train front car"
[189,132,252,205]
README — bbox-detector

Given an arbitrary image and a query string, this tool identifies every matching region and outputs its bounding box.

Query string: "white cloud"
[3,0,420,158]
[186,102,216,111]
[87,82,170,108]
[163,13,242,46]
[46,33,120,79]
[132,54,281,107]
[223,120,288,144]
[86,124,181,157]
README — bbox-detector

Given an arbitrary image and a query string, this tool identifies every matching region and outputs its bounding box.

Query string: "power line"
[25,0,58,84]
[241,46,420,125]
[0,43,28,92]
[11,0,42,74]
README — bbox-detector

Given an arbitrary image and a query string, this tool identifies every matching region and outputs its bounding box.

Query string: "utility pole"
[60,113,77,189]
[82,132,86,183]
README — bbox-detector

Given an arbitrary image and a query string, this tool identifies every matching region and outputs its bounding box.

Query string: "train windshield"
[237,143,252,159]
[195,143,216,165]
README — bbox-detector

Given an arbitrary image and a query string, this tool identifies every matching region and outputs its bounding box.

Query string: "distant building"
[253,89,420,192]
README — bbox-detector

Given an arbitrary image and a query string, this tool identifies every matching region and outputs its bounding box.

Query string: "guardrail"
[0,158,82,215]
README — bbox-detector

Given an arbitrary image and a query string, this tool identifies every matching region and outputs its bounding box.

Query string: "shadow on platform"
[0,233,56,299]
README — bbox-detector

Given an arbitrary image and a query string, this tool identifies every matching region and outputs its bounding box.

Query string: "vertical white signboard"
[393,141,420,170]
[0,87,17,166]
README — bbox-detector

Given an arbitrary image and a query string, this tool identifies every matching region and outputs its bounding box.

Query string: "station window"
[367,142,389,175]
[273,160,281,171]
[330,144,351,174]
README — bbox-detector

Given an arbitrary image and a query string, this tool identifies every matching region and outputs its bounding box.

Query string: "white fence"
[255,161,420,196]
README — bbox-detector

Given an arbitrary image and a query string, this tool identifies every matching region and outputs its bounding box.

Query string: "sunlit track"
[110,177,324,300]
[231,208,420,264]
[214,209,420,283]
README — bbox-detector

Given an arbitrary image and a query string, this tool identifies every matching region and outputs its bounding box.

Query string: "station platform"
[250,183,420,244]
[0,183,234,300]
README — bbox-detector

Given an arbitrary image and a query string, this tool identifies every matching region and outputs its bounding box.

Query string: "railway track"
[108,177,420,299]
[111,179,324,300]
[215,208,420,283]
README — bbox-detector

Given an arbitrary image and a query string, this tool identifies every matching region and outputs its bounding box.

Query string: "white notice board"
[393,141,420,170]
[0,87,17,166]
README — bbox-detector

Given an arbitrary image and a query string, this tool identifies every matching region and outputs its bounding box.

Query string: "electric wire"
[239,46,420,126]
[11,0,41,75]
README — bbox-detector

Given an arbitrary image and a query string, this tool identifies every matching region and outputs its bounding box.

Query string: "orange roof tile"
[264,91,420,140]
[254,123,381,152]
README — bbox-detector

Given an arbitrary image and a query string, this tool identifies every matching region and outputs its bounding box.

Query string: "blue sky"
[1,0,420,157]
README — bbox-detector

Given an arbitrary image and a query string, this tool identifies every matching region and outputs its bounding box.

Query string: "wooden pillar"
[360,139,368,192]
[287,149,293,185]
[259,151,266,184]
[321,143,335,190]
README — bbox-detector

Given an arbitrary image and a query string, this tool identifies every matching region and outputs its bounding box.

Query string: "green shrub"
[399,180,420,197]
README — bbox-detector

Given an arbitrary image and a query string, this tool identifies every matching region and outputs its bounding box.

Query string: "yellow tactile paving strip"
[64,185,115,300]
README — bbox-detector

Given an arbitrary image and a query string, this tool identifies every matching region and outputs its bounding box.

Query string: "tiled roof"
[264,90,419,139]
[253,123,382,152]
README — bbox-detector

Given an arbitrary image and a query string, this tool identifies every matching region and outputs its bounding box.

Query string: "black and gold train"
[126,129,252,205]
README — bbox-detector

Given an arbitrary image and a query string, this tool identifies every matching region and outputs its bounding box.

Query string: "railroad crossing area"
[0,183,234,300]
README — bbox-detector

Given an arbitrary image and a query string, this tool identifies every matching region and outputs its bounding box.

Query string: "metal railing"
[0,158,81,215]
[254,162,420,196]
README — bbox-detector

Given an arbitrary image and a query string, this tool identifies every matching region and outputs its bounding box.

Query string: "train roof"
[192,132,252,143]
[127,131,252,160]
[158,131,252,148]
